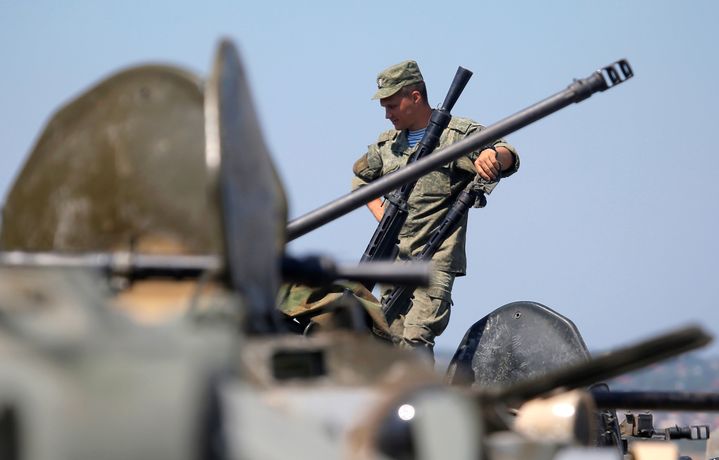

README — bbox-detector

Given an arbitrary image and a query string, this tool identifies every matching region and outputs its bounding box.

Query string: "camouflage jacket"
[351,117,519,275]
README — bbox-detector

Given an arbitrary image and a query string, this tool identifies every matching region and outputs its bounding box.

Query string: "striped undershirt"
[407,128,426,148]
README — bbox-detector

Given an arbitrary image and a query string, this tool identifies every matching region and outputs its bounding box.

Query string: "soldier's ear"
[411,90,423,104]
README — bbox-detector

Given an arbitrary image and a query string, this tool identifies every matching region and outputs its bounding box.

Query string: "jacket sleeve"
[452,122,521,178]
[351,142,384,191]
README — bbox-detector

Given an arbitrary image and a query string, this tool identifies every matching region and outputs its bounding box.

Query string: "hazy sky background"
[1,1,717,356]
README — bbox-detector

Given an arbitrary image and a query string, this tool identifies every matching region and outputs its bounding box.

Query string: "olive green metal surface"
[1,65,219,255]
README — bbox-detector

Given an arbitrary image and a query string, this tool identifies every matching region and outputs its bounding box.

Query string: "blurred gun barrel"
[281,255,431,287]
[0,251,431,287]
[0,251,219,279]
[592,390,719,412]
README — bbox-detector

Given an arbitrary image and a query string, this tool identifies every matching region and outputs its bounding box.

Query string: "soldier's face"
[380,91,421,130]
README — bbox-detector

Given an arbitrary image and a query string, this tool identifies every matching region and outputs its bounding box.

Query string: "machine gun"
[620,411,709,439]
[358,66,473,291]
[372,322,719,460]
[492,325,719,457]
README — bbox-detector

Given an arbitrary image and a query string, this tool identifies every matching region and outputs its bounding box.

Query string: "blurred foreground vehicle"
[1,39,717,460]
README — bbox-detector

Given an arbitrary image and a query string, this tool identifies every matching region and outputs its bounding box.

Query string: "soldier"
[351,60,520,354]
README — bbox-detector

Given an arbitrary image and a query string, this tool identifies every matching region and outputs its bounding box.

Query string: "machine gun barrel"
[0,251,430,287]
[280,255,431,287]
[592,391,719,412]
[358,66,472,284]
[287,59,633,241]
[0,251,220,279]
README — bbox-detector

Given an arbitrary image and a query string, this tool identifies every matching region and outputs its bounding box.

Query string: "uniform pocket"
[425,287,452,337]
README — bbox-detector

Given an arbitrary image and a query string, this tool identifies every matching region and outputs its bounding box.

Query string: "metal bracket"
[384,191,409,211]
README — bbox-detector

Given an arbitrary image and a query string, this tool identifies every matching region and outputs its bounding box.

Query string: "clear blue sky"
[1,0,718,356]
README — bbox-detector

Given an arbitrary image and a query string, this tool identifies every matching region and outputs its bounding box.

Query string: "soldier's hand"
[474,148,502,181]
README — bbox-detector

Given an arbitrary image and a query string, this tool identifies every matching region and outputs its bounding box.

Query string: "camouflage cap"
[371,60,424,100]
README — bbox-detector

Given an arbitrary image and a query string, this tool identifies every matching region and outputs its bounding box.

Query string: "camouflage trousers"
[383,269,455,352]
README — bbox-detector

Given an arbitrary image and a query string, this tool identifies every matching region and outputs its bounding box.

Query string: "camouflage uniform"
[277,281,392,336]
[352,67,519,350]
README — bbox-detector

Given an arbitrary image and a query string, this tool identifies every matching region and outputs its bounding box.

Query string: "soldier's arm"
[351,174,384,221]
[366,198,384,221]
